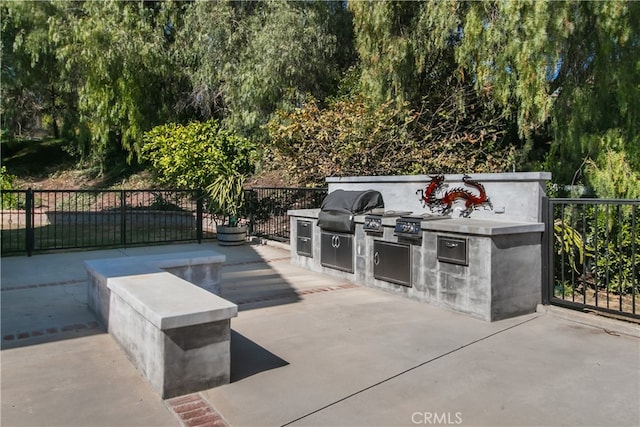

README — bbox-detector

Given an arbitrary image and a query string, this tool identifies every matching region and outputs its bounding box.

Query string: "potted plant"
[141,119,257,244]
[206,167,249,246]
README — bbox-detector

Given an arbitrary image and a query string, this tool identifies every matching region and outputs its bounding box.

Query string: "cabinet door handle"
[374,251,380,266]
[335,235,341,248]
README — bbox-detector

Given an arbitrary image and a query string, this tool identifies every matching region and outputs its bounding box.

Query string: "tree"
[2,1,188,172]
[350,0,640,197]
[1,1,72,139]
[267,94,515,185]
[350,1,428,107]
[175,0,356,138]
[347,1,519,174]
[55,0,186,170]
[435,1,639,196]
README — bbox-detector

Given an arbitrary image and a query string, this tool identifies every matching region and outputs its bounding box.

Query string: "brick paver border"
[2,321,101,342]
[1,279,86,292]
[166,393,228,427]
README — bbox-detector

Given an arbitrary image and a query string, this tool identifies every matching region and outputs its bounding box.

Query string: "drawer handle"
[445,242,459,248]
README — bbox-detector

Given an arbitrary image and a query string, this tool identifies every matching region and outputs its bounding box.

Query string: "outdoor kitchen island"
[288,173,550,321]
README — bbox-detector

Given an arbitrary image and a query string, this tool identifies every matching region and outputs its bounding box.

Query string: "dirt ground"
[3,138,296,191]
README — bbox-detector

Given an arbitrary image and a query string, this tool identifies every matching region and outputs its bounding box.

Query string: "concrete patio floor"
[1,242,639,427]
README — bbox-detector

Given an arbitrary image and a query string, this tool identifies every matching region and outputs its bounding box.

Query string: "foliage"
[554,203,639,297]
[349,0,640,196]
[57,0,185,169]
[1,1,68,139]
[585,138,640,199]
[587,205,640,295]
[0,166,18,209]
[553,217,592,276]
[4,0,640,194]
[0,166,15,189]
[2,1,187,171]
[175,0,355,137]
[141,119,257,191]
[350,1,451,107]
[206,172,247,226]
[554,281,575,299]
[267,97,414,185]
[267,95,516,186]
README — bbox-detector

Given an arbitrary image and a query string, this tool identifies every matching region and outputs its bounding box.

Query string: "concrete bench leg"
[109,290,232,399]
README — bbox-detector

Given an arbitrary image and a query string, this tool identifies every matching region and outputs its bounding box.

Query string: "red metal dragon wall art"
[417,175,492,218]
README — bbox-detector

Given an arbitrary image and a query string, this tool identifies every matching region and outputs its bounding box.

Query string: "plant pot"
[216,224,248,246]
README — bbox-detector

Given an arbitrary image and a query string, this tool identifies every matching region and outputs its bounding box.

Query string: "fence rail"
[1,187,327,255]
[547,198,639,320]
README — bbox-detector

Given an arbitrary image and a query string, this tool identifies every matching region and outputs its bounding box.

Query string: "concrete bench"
[85,251,226,328]
[84,251,237,398]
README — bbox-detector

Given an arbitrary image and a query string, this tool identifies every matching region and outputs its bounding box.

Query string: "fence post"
[120,190,126,248]
[196,189,203,244]
[247,189,256,236]
[541,196,551,305]
[25,188,34,256]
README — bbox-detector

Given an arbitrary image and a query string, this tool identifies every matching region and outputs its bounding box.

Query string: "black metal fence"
[0,189,210,255]
[246,187,327,241]
[1,187,327,255]
[546,198,639,320]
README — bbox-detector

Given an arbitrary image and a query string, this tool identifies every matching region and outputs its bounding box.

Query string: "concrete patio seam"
[233,282,359,307]
[279,314,543,427]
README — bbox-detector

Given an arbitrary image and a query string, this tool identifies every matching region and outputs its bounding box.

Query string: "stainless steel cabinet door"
[321,232,354,273]
[373,240,411,287]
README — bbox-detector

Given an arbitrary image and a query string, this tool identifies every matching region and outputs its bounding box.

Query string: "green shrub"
[555,203,640,297]
[141,120,258,190]
[0,166,18,209]
[587,205,640,295]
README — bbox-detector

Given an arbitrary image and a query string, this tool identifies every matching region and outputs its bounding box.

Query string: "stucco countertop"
[417,217,544,236]
[288,209,544,236]
[348,215,545,236]
[288,208,320,219]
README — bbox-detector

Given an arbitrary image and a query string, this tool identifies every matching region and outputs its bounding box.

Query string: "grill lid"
[317,189,384,233]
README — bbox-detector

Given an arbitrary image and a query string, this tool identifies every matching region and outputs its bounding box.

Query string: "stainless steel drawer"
[437,236,468,266]
[296,220,313,257]
[297,220,312,238]
[297,236,312,257]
